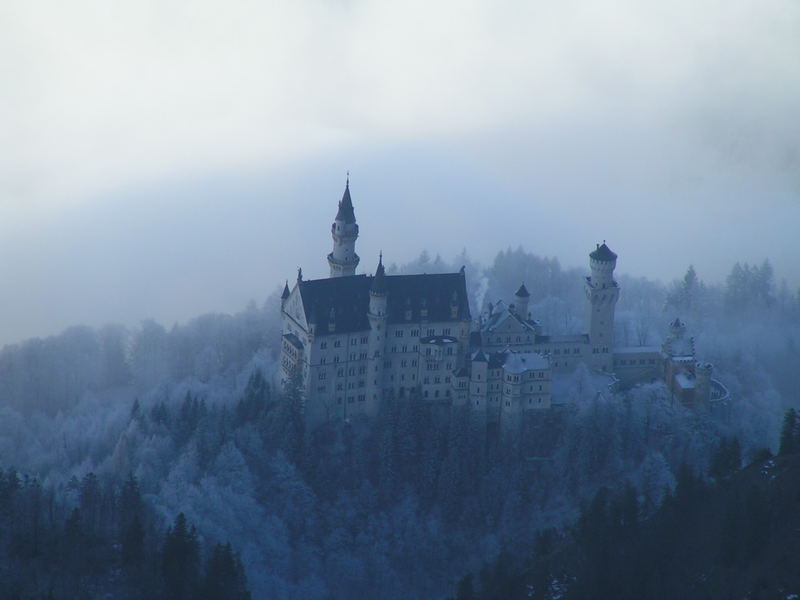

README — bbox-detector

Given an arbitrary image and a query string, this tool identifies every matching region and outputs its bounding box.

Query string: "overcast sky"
[0,0,798,345]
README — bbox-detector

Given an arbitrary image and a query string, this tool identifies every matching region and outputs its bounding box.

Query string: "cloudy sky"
[0,0,798,344]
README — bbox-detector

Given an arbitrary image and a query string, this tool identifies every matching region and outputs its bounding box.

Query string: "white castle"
[279,180,727,429]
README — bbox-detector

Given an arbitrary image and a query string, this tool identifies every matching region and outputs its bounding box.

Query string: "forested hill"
[454,439,800,600]
[0,249,796,598]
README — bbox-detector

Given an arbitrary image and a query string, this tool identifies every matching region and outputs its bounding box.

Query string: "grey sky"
[0,0,798,345]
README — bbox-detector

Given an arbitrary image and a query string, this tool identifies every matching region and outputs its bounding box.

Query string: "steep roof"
[515,283,530,298]
[298,271,471,335]
[590,242,617,262]
[281,281,290,300]
[335,181,356,224]
[371,255,387,294]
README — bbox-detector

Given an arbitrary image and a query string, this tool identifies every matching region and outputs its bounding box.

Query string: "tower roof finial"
[336,175,356,224]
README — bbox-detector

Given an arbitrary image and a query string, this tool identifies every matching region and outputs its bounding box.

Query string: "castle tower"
[366,254,388,415]
[514,283,530,320]
[327,176,360,277]
[584,242,620,371]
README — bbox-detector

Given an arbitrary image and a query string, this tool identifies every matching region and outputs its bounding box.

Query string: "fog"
[1,0,798,345]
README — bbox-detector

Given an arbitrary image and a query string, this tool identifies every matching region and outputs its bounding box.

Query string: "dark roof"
[298,271,471,335]
[281,281,290,300]
[371,256,387,294]
[335,182,356,224]
[488,352,506,369]
[590,242,617,262]
[515,283,530,298]
[472,349,488,362]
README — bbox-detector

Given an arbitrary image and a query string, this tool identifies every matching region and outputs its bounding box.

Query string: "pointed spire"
[297,267,303,283]
[335,173,356,224]
[371,253,387,294]
[281,280,290,300]
[515,283,530,298]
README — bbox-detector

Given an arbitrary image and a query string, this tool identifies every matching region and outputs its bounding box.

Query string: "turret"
[584,242,620,371]
[365,255,388,416]
[514,283,530,320]
[281,280,290,306]
[369,254,388,317]
[327,175,360,277]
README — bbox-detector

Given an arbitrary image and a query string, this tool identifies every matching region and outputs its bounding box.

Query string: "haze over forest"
[1,0,799,345]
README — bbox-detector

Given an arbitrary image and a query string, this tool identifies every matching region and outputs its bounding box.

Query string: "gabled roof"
[297,271,471,335]
[590,242,617,262]
[335,181,356,224]
[482,300,538,334]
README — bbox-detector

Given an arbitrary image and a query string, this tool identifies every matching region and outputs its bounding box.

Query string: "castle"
[279,180,727,429]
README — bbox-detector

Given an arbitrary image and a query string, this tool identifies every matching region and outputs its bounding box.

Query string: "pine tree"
[162,513,200,600]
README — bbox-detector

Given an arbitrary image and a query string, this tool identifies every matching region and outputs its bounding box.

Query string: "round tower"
[366,255,388,415]
[514,283,531,320]
[584,242,620,371]
[327,176,360,277]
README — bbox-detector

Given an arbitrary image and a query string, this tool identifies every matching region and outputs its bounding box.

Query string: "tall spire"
[328,175,360,277]
[371,252,387,294]
[335,174,356,224]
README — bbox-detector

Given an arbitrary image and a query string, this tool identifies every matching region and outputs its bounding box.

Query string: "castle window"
[318,386,326,392]
[424,377,430,384]
[476,400,479,406]
[348,368,355,376]
[427,328,435,336]
[319,371,326,380]
[402,345,408,353]
[395,330,404,338]
[351,338,357,346]
[434,376,440,384]
[411,329,419,336]
[391,346,397,353]
[358,394,365,401]
[320,357,326,365]
[424,390,429,398]
[360,352,367,360]
[412,345,418,352]
[447,347,453,355]
[412,360,417,367]
[435,390,439,398]
[336,383,343,391]
[337,368,344,377]
[348,396,354,403]
[538,385,542,391]
[334,340,341,348]
[349,353,356,360]
[505,401,510,407]
[516,337,521,342]
[348,382,354,389]
[320,342,327,349]
[401,360,408,368]
[443,328,451,335]
[359,366,366,374]
[361,336,368,344]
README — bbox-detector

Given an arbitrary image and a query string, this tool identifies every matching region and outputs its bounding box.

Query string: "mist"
[0,0,798,345]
